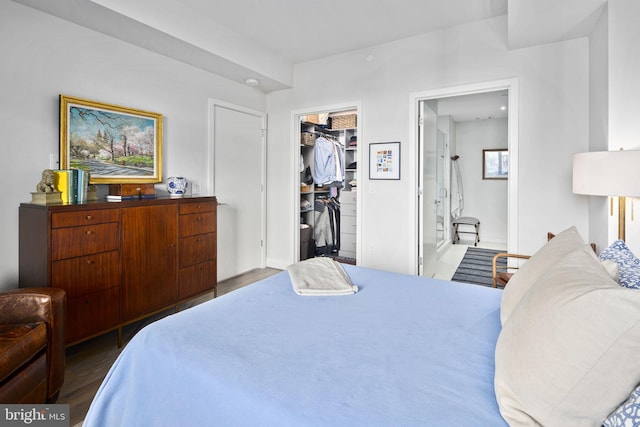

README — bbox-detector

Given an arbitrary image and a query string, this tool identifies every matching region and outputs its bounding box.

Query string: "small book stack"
[53,169,91,204]
[106,183,156,201]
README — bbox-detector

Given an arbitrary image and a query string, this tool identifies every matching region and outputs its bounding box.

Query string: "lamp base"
[619,196,626,241]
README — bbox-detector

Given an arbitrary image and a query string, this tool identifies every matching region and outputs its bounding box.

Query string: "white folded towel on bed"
[286,257,358,296]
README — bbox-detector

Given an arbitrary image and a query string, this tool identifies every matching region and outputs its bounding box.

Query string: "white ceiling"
[11,0,606,120]
[13,0,607,93]
[438,90,509,122]
[176,0,509,64]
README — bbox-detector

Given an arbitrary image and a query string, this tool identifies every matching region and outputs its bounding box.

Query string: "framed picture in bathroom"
[483,148,508,180]
[59,95,163,184]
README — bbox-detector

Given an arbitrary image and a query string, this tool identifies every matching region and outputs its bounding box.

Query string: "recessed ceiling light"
[500,106,506,111]
[245,77,260,87]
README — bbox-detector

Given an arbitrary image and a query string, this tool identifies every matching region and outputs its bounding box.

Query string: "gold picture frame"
[59,95,163,184]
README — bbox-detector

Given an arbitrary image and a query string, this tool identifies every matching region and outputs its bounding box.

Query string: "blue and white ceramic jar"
[166,176,187,197]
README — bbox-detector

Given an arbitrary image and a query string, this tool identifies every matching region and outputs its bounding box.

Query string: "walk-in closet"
[299,110,358,264]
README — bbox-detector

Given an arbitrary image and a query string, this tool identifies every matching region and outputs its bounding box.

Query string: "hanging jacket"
[313,136,344,187]
[314,200,333,248]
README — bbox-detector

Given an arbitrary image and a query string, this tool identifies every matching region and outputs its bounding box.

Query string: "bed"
[84,264,507,426]
[85,226,640,426]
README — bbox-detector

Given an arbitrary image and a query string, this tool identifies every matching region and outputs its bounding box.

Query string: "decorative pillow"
[500,226,585,325]
[582,244,620,281]
[599,259,620,282]
[599,240,640,289]
[603,385,640,427]
[495,247,640,426]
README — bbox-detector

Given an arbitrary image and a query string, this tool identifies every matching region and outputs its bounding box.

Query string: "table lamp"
[573,150,640,241]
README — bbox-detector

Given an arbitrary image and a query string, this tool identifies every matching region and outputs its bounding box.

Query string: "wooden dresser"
[19,196,217,346]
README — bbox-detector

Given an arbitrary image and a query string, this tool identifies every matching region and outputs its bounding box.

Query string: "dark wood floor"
[59,267,281,426]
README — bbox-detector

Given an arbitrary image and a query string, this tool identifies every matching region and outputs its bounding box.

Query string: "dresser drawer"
[66,287,121,344]
[340,250,356,259]
[341,204,357,218]
[179,233,216,267]
[179,200,217,215]
[51,223,120,260]
[340,191,356,206]
[52,209,120,228]
[179,212,216,237]
[178,260,217,300]
[341,233,356,252]
[341,215,356,232]
[51,250,120,298]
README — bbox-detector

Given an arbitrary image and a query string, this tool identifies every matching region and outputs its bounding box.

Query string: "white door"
[212,103,265,281]
[419,100,438,276]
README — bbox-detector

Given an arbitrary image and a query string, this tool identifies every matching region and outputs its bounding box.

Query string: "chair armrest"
[492,253,531,288]
[0,288,66,326]
[0,288,66,402]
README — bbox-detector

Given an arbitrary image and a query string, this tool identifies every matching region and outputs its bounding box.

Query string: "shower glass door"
[435,130,447,250]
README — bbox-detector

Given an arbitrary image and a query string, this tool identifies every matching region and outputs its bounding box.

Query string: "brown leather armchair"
[0,288,66,403]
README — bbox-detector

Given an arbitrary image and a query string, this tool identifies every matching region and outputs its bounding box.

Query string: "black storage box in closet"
[300,226,314,260]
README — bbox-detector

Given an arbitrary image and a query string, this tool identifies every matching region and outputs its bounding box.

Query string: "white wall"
[455,118,508,245]
[588,5,610,253]
[266,15,590,274]
[0,2,266,290]
[606,0,640,253]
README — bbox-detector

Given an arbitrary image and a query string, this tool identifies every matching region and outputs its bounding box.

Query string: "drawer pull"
[86,259,94,265]
[85,230,93,235]
[86,215,93,220]
[197,216,203,221]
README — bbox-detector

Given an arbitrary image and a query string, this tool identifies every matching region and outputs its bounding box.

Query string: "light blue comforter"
[84,265,507,426]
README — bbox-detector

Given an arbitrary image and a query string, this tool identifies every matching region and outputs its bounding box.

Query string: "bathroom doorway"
[412,78,519,277]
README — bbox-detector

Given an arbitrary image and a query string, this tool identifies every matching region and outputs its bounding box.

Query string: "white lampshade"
[573,150,640,197]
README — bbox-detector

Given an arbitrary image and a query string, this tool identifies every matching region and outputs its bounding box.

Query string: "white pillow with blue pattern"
[604,384,640,426]
[598,240,640,289]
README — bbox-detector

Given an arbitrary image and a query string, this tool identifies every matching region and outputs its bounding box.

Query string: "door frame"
[291,101,363,264]
[207,98,267,269]
[409,78,519,275]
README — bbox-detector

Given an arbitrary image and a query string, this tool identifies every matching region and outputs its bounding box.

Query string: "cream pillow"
[500,226,585,325]
[495,247,640,426]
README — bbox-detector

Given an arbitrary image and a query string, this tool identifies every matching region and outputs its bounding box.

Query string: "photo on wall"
[369,141,400,180]
[482,148,508,180]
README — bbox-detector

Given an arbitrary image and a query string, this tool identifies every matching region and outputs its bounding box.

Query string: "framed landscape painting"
[59,95,163,184]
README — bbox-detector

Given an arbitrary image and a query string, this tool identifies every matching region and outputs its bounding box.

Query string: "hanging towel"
[451,158,464,218]
[287,257,358,296]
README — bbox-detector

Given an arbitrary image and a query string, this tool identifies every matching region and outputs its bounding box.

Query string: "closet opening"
[296,107,359,265]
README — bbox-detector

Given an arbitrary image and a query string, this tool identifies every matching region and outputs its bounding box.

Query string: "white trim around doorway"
[409,78,519,276]
[291,101,363,265]
[207,98,268,269]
